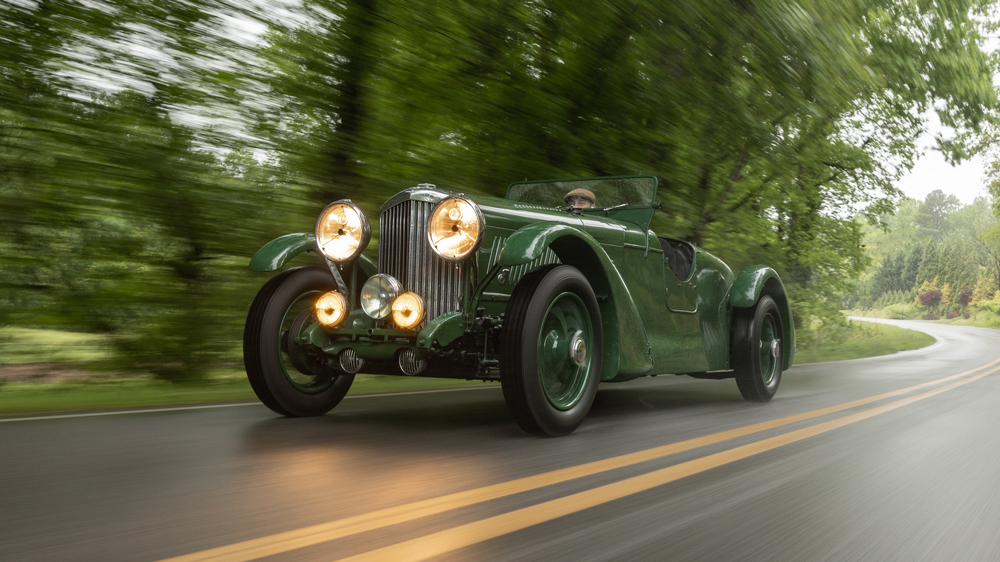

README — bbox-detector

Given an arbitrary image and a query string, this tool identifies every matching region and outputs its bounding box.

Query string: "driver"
[564,188,596,209]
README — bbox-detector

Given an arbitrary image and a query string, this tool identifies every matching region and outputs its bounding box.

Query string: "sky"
[896,129,991,205]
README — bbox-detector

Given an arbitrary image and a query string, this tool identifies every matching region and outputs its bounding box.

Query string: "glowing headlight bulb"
[316,201,370,262]
[428,197,482,260]
[315,292,347,327]
[391,292,425,330]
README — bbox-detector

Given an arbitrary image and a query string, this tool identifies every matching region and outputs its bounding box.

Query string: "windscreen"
[506,176,657,209]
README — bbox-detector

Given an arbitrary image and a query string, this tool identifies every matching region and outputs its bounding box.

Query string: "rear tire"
[732,295,782,402]
[243,267,355,416]
[499,265,603,436]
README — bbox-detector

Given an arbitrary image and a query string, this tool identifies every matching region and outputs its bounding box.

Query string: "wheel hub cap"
[770,340,780,358]
[569,331,587,366]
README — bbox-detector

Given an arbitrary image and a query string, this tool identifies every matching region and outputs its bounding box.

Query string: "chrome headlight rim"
[426,195,486,262]
[360,273,403,320]
[315,199,371,262]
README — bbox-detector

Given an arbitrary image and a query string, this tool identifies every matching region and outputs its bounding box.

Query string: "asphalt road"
[3,319,1000,562]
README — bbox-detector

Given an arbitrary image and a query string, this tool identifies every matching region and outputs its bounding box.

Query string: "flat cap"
[564,188,596,203]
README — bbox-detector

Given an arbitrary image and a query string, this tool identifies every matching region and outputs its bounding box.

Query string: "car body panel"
[496,221,653,381]
[249,233,317,272]
[249,233,378,278]
[731,265,795,369]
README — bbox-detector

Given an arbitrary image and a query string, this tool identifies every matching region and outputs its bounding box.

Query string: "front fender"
[499,223,652,381]
[731,265,795,369]
[249,233,317,272]
[249,232,377,277]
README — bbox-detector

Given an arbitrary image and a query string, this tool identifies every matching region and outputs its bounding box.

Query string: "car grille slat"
[379,200,463,327]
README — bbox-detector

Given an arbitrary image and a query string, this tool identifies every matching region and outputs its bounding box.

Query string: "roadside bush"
[958,286,973,308]
[919,290,942,307]
[922,313,939,320]
[946,311,959,319]
[975,301,1000,314]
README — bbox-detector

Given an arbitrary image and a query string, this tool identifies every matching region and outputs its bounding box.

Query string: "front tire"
[499,265,603,436]
[732,294,783,402]
[244,267,355,417]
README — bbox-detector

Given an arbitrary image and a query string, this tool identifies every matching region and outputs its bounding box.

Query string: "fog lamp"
[428,197,484,260]
[361,274,402,319]
[392,292,425,330]
[315,292,347,327]
[316,200,370,262]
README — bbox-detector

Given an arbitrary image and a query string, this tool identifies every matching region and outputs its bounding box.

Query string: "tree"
[972,275,994,304]
[915,190,959,240]
[917,243,944,287]
[901,245,924,291]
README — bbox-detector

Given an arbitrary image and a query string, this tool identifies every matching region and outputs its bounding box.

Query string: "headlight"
[361,274,402,319]
[392,292,425,330]
[427,197,484,261]
[315,292,347,327]
[316,200,370,262]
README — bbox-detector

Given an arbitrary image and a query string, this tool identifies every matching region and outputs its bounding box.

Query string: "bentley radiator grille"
[379,200,463,325]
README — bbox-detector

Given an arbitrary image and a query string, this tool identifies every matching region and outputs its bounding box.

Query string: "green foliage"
[0,327,111,364]
[855,193,1000,313]
[975,300,1000,315]
[2,0,999,380]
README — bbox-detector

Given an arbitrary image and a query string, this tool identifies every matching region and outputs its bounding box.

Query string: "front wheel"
[499,265,603,436]
[732,294,783,402]
[243,267,354,416]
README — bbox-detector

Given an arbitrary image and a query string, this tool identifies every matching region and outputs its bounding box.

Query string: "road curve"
[2,319,1000,562]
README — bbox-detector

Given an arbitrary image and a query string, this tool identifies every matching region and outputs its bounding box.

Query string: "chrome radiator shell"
[378,199,464,325]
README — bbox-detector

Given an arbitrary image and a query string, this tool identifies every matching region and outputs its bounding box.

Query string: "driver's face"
[568,196,595,209]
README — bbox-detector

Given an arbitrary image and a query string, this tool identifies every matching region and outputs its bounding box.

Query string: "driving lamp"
[316,201,370,262]
[391,292,425,330]
[315,291,347,327]
[361,274,402,319]
[428,197,484,260]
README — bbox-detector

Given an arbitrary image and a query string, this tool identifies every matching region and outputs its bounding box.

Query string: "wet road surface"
[2,319,1000,561]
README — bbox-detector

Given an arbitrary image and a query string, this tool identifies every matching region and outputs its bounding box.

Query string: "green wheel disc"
[758,313,779,386]
[537,292,594,411]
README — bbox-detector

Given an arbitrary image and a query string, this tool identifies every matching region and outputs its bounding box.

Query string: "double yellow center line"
[163,356,1000,562]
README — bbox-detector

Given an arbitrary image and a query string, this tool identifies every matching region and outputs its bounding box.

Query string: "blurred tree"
[3,0,1000,376]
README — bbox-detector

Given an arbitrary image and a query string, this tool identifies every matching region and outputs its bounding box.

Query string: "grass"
[795,321,935,364]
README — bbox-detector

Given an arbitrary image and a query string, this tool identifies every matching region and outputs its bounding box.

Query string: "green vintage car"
[243,176,795,436]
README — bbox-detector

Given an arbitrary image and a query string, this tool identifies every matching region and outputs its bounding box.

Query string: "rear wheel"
[732,294,782,402]
[499,265,603,436]
[243,267,354,416]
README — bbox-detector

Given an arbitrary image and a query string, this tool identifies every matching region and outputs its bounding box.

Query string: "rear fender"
[730,266,795,369]
[249,233,377,277]
[499,223,652,380]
